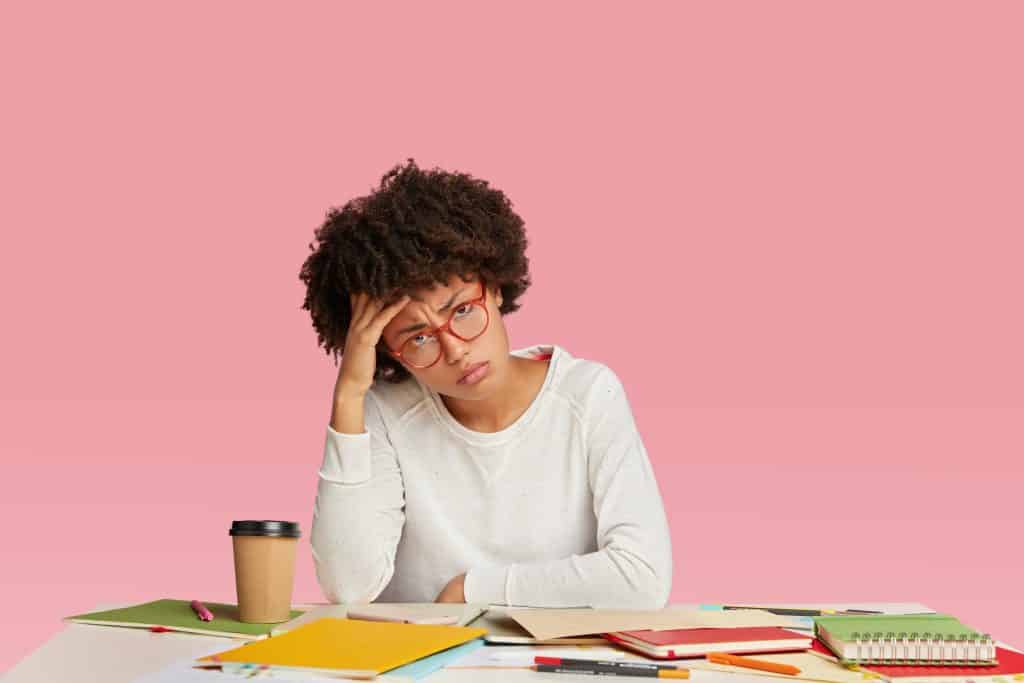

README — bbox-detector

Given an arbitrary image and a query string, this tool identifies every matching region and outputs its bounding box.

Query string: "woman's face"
[380,273,510,399]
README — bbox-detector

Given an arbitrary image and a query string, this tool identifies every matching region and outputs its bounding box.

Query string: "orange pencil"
[707,652,801,676]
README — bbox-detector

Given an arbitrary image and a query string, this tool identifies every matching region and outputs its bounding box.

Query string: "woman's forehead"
[407,273,477,302]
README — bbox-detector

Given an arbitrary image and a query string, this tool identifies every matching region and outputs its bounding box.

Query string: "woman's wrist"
[333,382,369,403]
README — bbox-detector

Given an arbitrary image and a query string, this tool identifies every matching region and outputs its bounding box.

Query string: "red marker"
[190,600,214,622]
[149,626,172,633]
[534,663,690,679]
[536,656,679,672]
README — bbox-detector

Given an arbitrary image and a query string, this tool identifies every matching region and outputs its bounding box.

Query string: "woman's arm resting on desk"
[436,573,467,603]
[462,366,674,608]
[311,390,406,604]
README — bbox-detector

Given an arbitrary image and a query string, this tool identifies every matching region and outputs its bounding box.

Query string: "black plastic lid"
[229,520,301,538]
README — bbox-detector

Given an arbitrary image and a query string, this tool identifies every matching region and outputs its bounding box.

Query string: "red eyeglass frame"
[382,278,490,369]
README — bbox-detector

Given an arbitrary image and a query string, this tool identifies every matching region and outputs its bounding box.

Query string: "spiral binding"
[847,629,996,665]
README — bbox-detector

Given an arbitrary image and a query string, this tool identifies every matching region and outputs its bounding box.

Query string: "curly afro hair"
[299,158,532,385]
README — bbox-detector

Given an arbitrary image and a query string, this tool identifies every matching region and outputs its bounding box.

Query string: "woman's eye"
[411,334,429,346]
[454,304,472,317]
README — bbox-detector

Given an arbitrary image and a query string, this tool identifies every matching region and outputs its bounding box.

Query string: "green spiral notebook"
[65,599,305,640]
[814,614,996,666]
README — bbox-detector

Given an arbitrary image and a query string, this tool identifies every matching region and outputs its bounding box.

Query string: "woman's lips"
[458,361,490,385]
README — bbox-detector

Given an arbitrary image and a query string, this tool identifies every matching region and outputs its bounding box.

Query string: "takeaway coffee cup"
[229,520,301,623]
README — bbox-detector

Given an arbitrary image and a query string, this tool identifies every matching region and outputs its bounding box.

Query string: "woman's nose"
[439,329,469,364]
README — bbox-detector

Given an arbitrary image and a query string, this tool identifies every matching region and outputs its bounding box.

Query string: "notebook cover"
[604,630,811,661]
[862,648,1024,679]
[619,626,811,647]
[814,615,995,666]
[814,615,978,640]
[65,599,304,639]
[812,641,1024,679]
[197,617,487,674]
[602,630,811,663]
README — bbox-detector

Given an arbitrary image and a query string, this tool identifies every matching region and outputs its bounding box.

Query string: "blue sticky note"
[386,638,486,680]
[699,604,724,611]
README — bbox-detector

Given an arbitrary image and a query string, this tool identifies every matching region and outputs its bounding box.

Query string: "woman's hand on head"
[334,292,409,398]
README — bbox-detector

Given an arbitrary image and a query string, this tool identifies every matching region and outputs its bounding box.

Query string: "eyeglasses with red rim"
[383,278,490,369]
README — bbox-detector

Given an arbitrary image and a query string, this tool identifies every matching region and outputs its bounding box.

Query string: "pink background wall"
[2,1,1022,673]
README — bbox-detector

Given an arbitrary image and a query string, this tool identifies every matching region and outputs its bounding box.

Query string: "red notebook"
[604,627,813,660]
[811,640,1024,681]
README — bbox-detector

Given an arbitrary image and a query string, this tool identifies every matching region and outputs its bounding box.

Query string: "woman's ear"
[493,285,503,309]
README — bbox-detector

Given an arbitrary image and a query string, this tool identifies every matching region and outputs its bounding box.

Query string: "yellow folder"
[197,617,486,676]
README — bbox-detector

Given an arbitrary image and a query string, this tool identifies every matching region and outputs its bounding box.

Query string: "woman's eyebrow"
[396,288,467,335]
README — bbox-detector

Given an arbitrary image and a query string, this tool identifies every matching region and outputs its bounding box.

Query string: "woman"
[299,158,672,608]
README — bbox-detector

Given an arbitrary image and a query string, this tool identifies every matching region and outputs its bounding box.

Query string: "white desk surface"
[4,602,936,683]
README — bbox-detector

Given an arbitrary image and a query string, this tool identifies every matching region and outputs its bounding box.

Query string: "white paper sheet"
[127,644,413,682]
[447,643,649,669]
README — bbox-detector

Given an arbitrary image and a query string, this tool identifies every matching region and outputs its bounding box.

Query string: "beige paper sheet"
[687,652,872,683]
[270,603,486,636]
[505,607,805,640]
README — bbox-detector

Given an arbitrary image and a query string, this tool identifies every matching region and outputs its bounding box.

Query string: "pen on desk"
[536,656,678,671]
[190,600,214,622]
[720,605,883,617]
[534,663,690,678]
[707,652,801,675]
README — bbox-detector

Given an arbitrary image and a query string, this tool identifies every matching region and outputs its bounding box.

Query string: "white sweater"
[310,343,673,608]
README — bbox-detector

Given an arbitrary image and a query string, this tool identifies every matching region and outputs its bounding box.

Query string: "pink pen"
[190,600,214,622]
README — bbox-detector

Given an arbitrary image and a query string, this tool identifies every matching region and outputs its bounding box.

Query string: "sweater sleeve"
[310,390,406,604]
[464,366,674,609]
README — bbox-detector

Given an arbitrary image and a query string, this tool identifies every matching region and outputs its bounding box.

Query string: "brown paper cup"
[229,520,300,623]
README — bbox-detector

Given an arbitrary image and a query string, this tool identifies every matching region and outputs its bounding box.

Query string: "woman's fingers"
[351,292,409,339]
[351,292,379,329]
[370,295,410,334]
[349,292,365,321]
